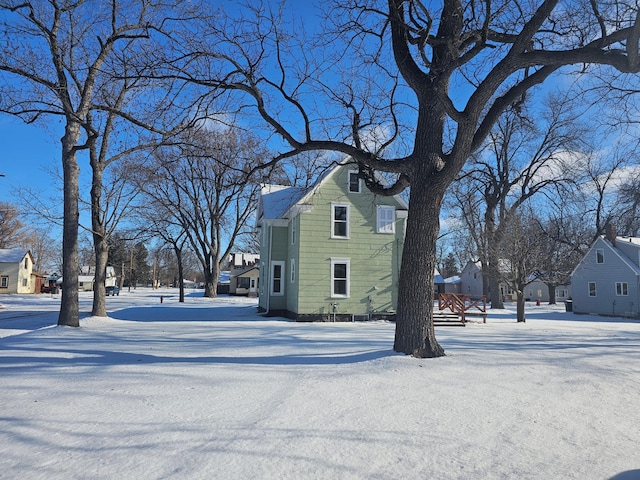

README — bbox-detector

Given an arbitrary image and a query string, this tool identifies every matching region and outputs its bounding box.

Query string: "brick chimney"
[605,223,617,246]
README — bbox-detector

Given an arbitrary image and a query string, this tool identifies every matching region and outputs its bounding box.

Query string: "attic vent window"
[348,170,361,193]
[596,249,604,264]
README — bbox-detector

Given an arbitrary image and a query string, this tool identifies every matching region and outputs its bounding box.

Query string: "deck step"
[433,312,465,327]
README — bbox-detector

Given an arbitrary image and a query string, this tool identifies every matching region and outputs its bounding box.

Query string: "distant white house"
[434,269,460,294]
[0,248,35,294]
[459,260,514,301]
[76,266,117,292]
[524,278,571,303]
[230,266,260,296]
[571,225,640,317]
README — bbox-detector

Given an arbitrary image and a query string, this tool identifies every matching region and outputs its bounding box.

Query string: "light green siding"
[295,165,405,318]
[286,215,300,314]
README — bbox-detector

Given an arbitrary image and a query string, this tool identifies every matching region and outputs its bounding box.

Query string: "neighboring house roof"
[230,266,259,278]
[0,248,32,263]
[605,236,640,275]
[444,275,460,284]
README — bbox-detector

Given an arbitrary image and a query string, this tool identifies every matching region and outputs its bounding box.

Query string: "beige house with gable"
[0,248,35,294]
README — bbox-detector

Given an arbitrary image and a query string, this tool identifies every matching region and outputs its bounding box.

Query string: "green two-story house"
[256,159,408,321]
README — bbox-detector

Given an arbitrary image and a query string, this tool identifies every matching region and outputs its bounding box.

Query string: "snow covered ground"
[1,289,639,479]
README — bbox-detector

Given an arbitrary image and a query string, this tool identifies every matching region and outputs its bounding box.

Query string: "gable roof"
[257,157,408,224]
[572,235,640,277]
[602,236,640,275]
[0,248,32,263]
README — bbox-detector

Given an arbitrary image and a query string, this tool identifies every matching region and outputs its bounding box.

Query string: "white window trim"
[331,203,350,239]
[1,276,8,288]
[330,258,350,298]
[348,170,361,193]
[270,261,285,296]
[596,248,604,264]
[377,205,396,234]
[290,258,296,283]
[616,282,628,296]
[291,218,296,245]
[588,281,597,297]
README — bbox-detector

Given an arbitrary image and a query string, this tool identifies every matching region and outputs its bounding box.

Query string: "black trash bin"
[565,300,573,312]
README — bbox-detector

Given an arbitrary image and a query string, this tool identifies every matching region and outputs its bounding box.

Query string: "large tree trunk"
[516,290,526,322]
[175,246,185,303]
[488,274,504,309]
[92,236,109,316]
[203,254,219,298]
[546,282,557,305]
[91,158,108,317]
[58,124,81,327]
[394,184,445,358]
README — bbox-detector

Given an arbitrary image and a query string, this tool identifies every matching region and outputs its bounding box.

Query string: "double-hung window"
[588,282,597,297]
[1,276,8,288]
[596,249,604,264]
[290,259,296,283]
[270,261,284,296]
[377,206,395,234]
[616,282,628,296]
[331,258,350,297]
[331,203,350,239]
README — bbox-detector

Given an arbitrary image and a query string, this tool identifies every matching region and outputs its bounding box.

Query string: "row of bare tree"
[3,1,640,357]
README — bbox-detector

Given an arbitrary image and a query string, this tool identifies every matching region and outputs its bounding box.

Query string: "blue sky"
[0,117,63,205]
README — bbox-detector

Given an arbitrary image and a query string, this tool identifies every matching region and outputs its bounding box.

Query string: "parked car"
[106,285,120,296]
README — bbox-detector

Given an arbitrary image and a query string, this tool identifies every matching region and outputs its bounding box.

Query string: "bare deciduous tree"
[136,126,272,297]
[185,1,640,356]
[0,0,196,326]
[452,97,583,309]
[0,202,24,249]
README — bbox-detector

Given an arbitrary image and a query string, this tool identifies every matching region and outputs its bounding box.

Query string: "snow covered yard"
[1,290,639,479]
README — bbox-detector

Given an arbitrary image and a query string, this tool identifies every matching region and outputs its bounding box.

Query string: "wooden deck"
[435,293,487,326]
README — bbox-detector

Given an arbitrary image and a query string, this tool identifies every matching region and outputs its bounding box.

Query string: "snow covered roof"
[259,184,309,221]
[614,235,640,246]
[0,248,29,263]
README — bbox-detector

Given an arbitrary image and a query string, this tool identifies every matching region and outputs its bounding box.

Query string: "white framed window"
[588,282,597,297]
[291,218,296,245]
[616,282,628,296]
[0,276,7,288]
[596,249,604,264]
[377,205,395,234]
[22,278,27,287]
[348,170,361,193]
[331,258,350,298]
[270,261,285,296]
[290,258,296,283]
[331,203,350,239]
